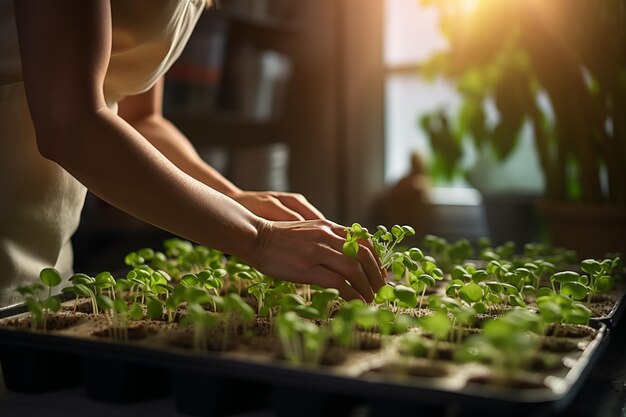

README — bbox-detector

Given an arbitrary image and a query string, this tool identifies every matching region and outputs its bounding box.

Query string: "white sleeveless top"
[0,0,205,307]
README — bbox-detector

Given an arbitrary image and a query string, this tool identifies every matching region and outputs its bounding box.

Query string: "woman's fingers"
[273,192,326,220]
[261,198,305,221]
[307,266,364,301]
[250,219,382,303]
[355,242,386,292]
[317,245,376,303]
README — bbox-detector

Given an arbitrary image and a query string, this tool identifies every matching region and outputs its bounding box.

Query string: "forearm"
[129,114,241,197]
[45,107,261,261]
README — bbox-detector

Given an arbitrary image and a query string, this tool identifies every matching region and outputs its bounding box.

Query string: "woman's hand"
[248,219,385,302]
[232,191,325,221]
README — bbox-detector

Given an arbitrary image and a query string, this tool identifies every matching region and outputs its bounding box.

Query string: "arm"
[118,80,325,221]
[14,0,382,301]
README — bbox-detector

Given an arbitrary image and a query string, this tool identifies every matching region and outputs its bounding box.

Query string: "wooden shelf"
[166,111,284,147]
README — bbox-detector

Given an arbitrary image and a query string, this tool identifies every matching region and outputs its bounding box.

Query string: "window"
[383,0,543,206]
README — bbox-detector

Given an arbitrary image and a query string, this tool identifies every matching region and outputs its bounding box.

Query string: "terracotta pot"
[536,200,626,259]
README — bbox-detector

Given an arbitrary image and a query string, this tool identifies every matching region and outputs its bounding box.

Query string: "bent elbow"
[31,107,103,164]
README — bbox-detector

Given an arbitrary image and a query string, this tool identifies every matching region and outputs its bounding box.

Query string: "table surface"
[2,320,626,417]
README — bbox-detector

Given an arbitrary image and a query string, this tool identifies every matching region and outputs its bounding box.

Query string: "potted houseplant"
[418,0,626,257]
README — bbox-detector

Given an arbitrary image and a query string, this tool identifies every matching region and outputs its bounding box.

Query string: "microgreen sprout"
[17,268,62,330]
[456,309,542,380]
[277,311,328,365]
[63,273,99,314]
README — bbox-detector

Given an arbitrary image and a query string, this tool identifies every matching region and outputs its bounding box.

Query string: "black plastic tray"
[0,303,610,417]
[589,290,626,328]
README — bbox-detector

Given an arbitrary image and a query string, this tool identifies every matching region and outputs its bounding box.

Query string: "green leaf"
[561,282,590,300]
[41,296,61,312]
[74,283,95,298]
[596,275,614,292]
[96,294,115,311]
[343,240,358,258]
[417,274,436,287]
[420,311,451,340]
[551,271,580,284]
[375,285,396,304]
[537,301,562,323]
[474,302,488,314]
[580,259,601,276]
[451,266,468,281]
[394,285,418,308]
[69,273,93,286]
[401,225,415,236]
[147,298,164,320]
[180,274,199,287]
[354,306,380,329]
[391,260,406,277]
[537,287,555,298]
[95,271,115,289]
[509,295,526,307]
[137,248,155,260]
[408,248,424,261]
[129,303,143,321]
[471,270,489,283]
[40,268,62,287]
[459,282,484,303]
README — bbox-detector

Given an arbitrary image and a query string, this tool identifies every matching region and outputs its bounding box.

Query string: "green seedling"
[523,243,577,269]
[342,223,370,258]
[428,294,478,343]
[277,311,328,365]
[418,310,452,360]
[96,294,137,340]
[17,268,62,330]
[178,286,217,351]
[63,273,99,314]
[332,300,397,350]
[580,257,622,302]
[220,293,255,350]
[310,288,340,321]
[479,241,516,262]
[456,309,542,379]
[536,289,593,334]
[343,224,416,272]
[422,235,474,272]
[182,303,218,351]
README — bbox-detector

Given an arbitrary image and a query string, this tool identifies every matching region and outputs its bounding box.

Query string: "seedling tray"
[0,302,609,417]
[589,290,626,328]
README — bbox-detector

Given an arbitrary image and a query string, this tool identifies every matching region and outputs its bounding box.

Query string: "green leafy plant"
[343,224,417,272]
[456,309,543,379]
[422,235,474,272]
[277,311,328,365]
[419,0,626,204]
[17,268,62,330]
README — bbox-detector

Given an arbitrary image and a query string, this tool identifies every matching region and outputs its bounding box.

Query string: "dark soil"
[61,298,94,314]
[545,324,596,339]
[355,332,382,350]
[0,312,86,331]
[540,337,581,353]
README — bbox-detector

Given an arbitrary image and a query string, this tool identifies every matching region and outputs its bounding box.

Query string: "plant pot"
[536,200,626,259]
